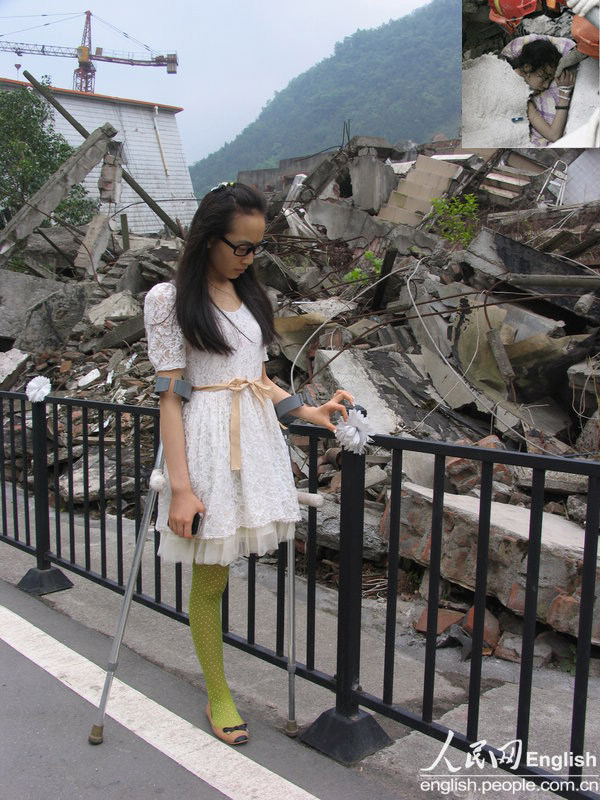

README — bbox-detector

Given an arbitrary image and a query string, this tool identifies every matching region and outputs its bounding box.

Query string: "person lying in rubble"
[144,181,353,747]
[501,34,578,145]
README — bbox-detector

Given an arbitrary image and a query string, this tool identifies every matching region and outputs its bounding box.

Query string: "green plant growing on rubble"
[343,249,383,286]
[0,77,98,229]
[431,193,479,246]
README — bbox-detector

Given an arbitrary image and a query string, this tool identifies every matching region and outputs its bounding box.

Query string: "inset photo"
[462,0,599,147]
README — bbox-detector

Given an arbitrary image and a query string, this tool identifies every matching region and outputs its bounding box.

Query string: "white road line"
[0,604,321,800]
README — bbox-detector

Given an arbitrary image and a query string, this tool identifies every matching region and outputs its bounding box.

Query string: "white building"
[1,77,198,234]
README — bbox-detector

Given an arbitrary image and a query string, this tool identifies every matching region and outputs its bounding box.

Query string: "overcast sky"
[0,1,432,164]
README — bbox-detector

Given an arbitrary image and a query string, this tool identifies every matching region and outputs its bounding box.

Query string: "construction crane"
[0,10,177,93]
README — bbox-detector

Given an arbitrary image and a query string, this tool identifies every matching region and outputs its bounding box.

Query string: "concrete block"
[387,190,433,214]
[404,171,452,194]
[0,270,66,342]
[391,482,600,644]
[100,314,146,349]
[415,154,461,179]
[393,180,441,204]
[0,348,30,389]
[86,290,142,330]
[74,214,111,276]
[347,155,398,213]
[305,198,393,243]
[313,348,403,434]
[377,205,422,227]
[16,283,91,353]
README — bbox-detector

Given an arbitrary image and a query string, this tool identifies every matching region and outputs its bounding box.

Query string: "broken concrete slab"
[87,290,142,330]
[113,245,178,295]
[100,314,146,349]
[254,252,301,295]
[513,466,590,495]
[422,346,490,413]
[58,449,136,503]
[295,494,388,561]
[462,228,600,325]
[296,298,357,319]
[274,312,327,362]
[0,123,118,258]
[15,283,91,353]
[347,155,398,213]
[453,294,599,402]
[16,225,85,274]
[0,348,30,389]
[390,481,599,643]
[0,270,69,344]
[313,348,403,434]
[306,198,394,243]
[74,214,111,276]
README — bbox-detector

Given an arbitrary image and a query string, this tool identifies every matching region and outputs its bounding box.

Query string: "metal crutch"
[287,489,323,736]
[89,428,321,743]
[88,442,164,745]
[283,415,324,737]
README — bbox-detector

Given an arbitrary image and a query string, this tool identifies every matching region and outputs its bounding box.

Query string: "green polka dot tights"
[189,563,244,729]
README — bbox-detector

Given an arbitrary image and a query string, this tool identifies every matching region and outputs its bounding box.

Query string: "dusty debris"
[0,348,30,390]
[391,481,600,644]
[2,133,600,644]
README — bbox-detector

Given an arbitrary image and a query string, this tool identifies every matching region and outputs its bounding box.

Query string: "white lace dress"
[144,282,300,565]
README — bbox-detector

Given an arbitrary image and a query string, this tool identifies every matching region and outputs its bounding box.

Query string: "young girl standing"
[144,183,352,746]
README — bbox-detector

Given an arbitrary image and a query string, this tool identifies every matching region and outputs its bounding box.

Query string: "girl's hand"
[168,489,205,538]
[302,389,354,433]
[557,70,576,88]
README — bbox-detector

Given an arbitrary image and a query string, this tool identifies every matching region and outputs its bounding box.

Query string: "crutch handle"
[297,490,324,508]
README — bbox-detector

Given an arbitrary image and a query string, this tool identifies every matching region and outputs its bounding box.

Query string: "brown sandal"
[205,703,249,746]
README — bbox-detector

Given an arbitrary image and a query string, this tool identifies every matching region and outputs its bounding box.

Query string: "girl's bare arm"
[157,368,205,538]
[262,366,353,432]
[528,71,576,143]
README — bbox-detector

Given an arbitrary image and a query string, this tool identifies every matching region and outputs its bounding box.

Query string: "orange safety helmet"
[571,13,599,57]
[488,0,540,33]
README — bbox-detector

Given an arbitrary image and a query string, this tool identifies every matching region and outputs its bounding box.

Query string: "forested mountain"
[189,0,460,198]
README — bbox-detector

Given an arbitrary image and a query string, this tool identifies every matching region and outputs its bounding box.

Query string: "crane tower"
[0,10,177,93]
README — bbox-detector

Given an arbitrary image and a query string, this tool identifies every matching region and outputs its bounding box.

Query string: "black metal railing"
[343,433,600,799]
[1,388,598,798]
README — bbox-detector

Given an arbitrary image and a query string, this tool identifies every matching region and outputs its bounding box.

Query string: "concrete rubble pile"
[1,135,599,660]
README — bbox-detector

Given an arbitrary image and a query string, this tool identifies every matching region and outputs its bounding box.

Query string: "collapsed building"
[0,77,198,234]
[1,122,600,658]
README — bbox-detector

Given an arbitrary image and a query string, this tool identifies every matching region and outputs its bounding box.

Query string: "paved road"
[0,578,402,800]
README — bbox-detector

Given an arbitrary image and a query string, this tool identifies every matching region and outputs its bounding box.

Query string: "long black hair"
[175,182,276,354]
[506,39,561,74]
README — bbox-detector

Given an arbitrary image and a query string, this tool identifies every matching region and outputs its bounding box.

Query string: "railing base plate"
[300,708,392,765]
[17,567,74,596]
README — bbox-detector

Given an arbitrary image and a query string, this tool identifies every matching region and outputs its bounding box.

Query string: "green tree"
[0,79,98,227]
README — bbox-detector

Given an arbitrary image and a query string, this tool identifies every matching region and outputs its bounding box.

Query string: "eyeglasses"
[533,69,555,82]
[220,236,268,257]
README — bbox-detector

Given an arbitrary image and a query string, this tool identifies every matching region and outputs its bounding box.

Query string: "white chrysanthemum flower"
[25,375,52,403]
[335,407,374,455]
[149,469,167,492]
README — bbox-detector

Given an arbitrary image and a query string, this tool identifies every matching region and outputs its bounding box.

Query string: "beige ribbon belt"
[192,378,272,471]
